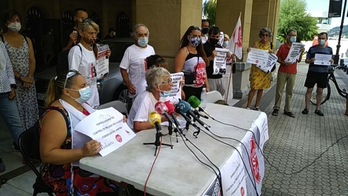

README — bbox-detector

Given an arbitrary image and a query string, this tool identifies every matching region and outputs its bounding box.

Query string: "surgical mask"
[189,37,201,47]
[290,36,296,43]
[223,41,229,48]
[319,39,325,46]
[209,38,219,46]
[137,37,148,47]
[70,86,91,104]
[8,22,21,32]
[160,91,171,97]
[202,28,209,35]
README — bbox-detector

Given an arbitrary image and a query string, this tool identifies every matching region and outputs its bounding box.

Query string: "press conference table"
[80,103,269,196]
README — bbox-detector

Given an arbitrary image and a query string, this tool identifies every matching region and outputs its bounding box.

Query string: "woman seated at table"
[40,70,120,195]
[127,67,173,132]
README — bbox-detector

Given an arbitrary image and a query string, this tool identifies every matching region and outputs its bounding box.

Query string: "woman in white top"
[68,19,99,108]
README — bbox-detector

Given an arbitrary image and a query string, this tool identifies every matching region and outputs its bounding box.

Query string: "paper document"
[213,48,229,75]
[285,43,304,63]
[314,53,332,66]
[247,48,278,73]
[75,107,136,157]
[96,44,110,79]
[160,72,184,104]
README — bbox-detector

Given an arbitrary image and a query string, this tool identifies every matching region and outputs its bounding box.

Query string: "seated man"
[127,67,173,132]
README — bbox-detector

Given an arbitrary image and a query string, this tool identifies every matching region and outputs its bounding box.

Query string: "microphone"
[187,95,210,118]
[164,101,184,135]
[155,102,174,135]
[148,111,162,133]
[174,101,202,137]
[176,100,211,131]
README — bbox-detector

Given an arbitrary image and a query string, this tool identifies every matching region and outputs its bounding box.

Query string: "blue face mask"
[137,37,148,47]
[319,39,325,46]
[290,36,297,43]
[71,86,91,104]
[189,37,201,47]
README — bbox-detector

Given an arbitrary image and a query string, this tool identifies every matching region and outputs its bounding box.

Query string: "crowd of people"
[0,7,347,195]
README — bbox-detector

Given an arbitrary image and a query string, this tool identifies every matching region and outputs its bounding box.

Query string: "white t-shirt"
[120,44,155,98]
[68,43,99,108]
[127,91,158,130]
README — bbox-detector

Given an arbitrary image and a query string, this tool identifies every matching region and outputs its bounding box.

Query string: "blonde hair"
[78,19,99,33]
[45,70,81,108]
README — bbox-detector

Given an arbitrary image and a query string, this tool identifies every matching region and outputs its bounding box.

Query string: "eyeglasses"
[161,78,173,85]
[64,70,78,88]
[261,34,269,37]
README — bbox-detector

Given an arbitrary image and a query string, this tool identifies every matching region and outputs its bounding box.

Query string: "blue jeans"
[0,92,24,145]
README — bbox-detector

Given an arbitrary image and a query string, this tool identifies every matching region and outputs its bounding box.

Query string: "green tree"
[277,0,318,42]
[203,0,217,26]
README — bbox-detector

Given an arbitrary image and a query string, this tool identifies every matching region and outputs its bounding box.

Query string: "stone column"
[216,0,254,99]
[133,0,202,73]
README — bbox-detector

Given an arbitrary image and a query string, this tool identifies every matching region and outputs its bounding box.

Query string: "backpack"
[19,107,69,160]
[56,44,82,75]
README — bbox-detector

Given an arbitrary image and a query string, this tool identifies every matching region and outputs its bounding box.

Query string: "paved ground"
[234,62,348,196]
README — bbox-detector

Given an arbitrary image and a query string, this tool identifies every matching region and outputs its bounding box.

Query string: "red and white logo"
[250,137,261,183]
[115,134,122,143]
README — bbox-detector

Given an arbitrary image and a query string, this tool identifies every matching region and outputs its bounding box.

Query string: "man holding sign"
[303,32,333,116]
[272,30,304,117]
[204,26,234,96]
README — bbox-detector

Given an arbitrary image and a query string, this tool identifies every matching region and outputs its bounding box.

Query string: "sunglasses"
[161,77,173,85]
[64,70,78,89]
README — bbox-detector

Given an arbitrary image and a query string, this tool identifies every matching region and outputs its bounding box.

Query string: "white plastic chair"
[98,100,128,116]
[206,90,223,103]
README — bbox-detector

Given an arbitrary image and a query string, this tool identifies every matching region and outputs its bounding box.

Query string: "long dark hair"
[179,26,208,64]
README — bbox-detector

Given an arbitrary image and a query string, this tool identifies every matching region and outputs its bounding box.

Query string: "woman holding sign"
[40,70,121,195]
[246,28,274,110]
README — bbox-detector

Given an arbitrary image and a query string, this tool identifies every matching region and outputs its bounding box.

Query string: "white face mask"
[8,22,21,32]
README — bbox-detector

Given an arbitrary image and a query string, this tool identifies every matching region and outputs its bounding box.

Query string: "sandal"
[302,108,309,114]
[315,110,324,116]
[253,106,260,111]
[284,111,295,118]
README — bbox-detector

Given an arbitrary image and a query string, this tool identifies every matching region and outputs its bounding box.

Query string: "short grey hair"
[259,27,272,38]
[146,67,171,91]
[131,23,150,38]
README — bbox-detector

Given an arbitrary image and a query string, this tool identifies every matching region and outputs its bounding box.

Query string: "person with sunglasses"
[127,67,173,132]
[68,19,100,109]
[40,70,120,195]
[246,27,274,110]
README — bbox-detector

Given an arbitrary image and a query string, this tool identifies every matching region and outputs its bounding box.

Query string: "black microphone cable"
[177,131,224,196]
[209,114,348,176]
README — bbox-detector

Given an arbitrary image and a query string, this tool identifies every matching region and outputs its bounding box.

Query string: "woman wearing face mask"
[175,26,209,100]
[127,67,173,132]
[272,30,304,117]
[68,19,100,109]
[41,70,121,195]
[1,10,39,131]
[246,28,274,111]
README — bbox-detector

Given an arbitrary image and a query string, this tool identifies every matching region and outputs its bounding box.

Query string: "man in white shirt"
[120,24,155,102]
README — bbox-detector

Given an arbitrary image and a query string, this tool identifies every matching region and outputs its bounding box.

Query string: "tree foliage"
[278,0,318,42]
[203,0,217,26]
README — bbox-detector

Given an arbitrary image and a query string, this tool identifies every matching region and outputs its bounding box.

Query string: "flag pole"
[225,12,242,102]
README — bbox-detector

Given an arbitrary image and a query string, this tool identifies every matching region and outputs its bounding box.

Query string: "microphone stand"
[143,123,173,156]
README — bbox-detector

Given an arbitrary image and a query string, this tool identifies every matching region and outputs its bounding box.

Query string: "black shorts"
[304,71,328,88]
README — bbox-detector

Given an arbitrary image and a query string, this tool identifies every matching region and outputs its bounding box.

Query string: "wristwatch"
[10,84,17,89]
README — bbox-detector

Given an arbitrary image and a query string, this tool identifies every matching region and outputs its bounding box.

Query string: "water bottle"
[200,88,207,108]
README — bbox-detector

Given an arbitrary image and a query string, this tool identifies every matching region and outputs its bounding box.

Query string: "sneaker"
[0,158,6,173]
[302,108,309,114]
[284,111,295,118]
[272,109,279,116]
[315,110,324,116]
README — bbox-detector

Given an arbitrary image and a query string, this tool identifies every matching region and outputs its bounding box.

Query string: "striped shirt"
[0,41,15,93]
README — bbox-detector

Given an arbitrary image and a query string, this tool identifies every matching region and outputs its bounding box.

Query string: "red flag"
[229,14,243,60]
